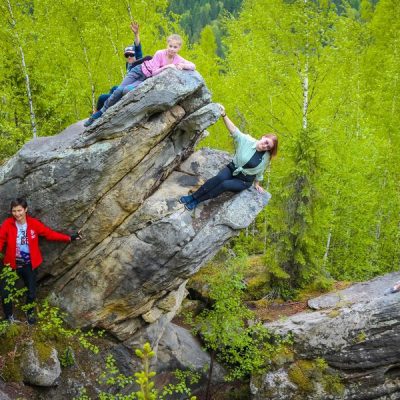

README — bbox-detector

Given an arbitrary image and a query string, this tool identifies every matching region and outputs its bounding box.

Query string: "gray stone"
[252,272,400,399]
[20,341,61,387]
[157,323,226,382]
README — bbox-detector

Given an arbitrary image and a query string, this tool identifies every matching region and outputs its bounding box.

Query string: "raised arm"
[219,105,237,135]
[130,21,140,47]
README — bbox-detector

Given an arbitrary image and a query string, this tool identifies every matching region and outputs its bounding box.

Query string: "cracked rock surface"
[0,69,270,346]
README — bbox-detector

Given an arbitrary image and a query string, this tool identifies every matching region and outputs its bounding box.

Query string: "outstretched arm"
[219,105,237,135]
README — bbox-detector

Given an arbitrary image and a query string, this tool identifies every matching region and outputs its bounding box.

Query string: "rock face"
[0,69,269,348]
[251,272,400,400]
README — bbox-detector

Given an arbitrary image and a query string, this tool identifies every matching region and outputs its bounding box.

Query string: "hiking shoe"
[84,110,103,127]
[179,194,194,205]
[185,199,199,211]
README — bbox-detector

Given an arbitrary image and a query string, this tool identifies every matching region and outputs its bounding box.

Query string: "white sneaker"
[6,315,20,324]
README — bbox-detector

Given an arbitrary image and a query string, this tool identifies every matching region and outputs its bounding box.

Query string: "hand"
[176,63,184,70]
[70,230,83,241]
[164,64,177,69]
[130,21,139,35]
[219,104,226,118]
[254,182,265,193]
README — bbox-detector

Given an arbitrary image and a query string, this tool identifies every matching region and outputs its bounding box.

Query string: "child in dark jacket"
[0,198,81,324]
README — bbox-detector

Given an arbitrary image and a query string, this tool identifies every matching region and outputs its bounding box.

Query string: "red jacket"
[0,216,71,270]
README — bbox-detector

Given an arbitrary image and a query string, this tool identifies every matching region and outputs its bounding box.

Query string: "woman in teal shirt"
[180,106,278,211]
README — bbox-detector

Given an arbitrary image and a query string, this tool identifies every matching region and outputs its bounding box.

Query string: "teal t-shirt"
[231,128,270,182]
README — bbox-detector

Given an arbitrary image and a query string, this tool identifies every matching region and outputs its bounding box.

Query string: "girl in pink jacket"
[84,34,195,127]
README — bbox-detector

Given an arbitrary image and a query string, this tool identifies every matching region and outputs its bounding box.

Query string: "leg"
[17,264,37,315]
[100,87,124,112]
[96,94,111,111]
[196,178,251,203]
[101,66,146,112]
[84,65,145,127]
[0,273,13,319]
[122,76,146,95]
[192,167,233,200]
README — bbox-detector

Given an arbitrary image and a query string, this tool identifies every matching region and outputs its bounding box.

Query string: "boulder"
[0,69,270,348]
[251,271,400,399]
[157,322,226,382]
[20,341,61,387]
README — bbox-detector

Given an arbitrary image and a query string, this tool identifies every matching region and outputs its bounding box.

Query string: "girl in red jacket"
[0,198,81,324]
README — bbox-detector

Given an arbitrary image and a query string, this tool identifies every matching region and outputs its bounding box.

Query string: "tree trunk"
[6,0,37,138]
[205,350,215,400]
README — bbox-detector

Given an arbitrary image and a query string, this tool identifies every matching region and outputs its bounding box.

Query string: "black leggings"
[0,264,37,318]
[193,166,252,203]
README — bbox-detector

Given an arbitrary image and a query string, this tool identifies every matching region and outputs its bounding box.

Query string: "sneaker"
[84,117,95,127]
[84,110,103,127]
[185,199,199,211]
[179,194,194,205]
[5,315,20,324]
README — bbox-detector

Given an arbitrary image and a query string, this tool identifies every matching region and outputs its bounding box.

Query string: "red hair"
[262,134,278,157]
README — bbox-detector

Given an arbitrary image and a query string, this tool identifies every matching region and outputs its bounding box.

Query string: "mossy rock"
[288,360,314,392]
[2,358,23,382]
[287,358,344,397]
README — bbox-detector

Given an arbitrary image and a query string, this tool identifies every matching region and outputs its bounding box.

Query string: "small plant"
[59,346,75,367]
[77,342,197,400]
[355,331,367,343]
[0,266,27,312]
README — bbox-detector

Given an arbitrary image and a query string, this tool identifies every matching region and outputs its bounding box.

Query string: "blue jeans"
[100,65,147,113]
[193,166,252,203]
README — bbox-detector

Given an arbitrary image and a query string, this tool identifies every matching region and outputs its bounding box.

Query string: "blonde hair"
[167,34,183,46]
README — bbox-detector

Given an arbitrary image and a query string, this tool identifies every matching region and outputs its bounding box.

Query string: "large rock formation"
[0,69,269,349]
[251,271,400,400]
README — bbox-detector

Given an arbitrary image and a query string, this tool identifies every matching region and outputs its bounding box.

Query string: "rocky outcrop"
[251,271,400,400]
[0,69,269,349]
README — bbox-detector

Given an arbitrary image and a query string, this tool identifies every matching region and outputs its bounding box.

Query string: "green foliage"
[59,346,75,367]
[199,0,400,293]
[168,0,243,47]
[76,342,198,400]
[0,266,27,309]
[189,255,289,381]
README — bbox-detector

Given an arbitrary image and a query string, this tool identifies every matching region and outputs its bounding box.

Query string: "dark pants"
[0,264,37,318]
[96,86,118,111]
[100,65,147,113]
[193,166,252,203]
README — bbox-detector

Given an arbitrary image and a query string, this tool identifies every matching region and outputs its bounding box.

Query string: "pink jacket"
[141,49,195,77]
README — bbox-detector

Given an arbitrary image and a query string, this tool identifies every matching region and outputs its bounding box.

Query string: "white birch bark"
[5,0,37,138]
[302,0,309,131]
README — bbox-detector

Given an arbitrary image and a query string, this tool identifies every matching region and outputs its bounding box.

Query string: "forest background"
[1,0,399,296]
